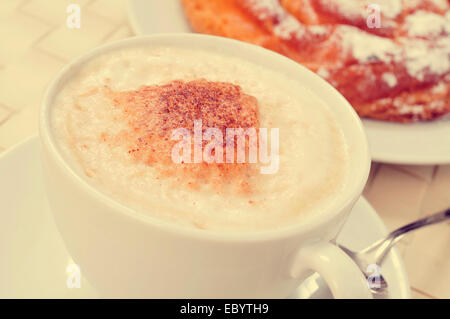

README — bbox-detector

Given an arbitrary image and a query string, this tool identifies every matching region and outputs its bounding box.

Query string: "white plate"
[128,0,450,165]
[0,136,410,298]
[363,117,450,165]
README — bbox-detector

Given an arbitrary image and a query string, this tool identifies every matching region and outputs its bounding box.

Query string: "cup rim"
[40,33,371,243]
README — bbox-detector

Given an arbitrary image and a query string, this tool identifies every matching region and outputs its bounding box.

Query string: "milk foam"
[51,46,350,232]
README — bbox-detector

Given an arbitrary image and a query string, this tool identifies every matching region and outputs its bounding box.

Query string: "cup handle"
[290,241,373,299]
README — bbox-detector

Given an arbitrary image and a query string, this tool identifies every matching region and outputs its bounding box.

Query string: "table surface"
[0,0,448,299]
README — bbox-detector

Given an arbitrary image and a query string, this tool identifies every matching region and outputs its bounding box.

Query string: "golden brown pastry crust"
[181,0,450,122]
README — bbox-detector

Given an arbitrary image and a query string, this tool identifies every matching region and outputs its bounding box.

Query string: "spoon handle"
[365,208,450,265]
[388,208,450,246]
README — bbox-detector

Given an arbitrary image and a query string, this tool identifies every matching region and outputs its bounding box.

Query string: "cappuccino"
[51,46,350,232]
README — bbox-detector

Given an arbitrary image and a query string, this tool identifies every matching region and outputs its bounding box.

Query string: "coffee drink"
[51,46,349,232]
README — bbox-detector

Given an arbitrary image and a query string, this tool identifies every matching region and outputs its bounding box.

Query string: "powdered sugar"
[328,0,366,20]
[432,82,447,93]
[326,0,402,20]
[273,14,306,40]
[245,0,329,40]
[404,10,450,37]
[338,12,450,80]
[245,0,283,19]
[376,0,403,19]
[316,67,330,79]
[338,25,399,63]
[403,38,450,81]
[245,0,450,82]
[431,0,450,11]
[382,72,397,87]
[397,104,426,115]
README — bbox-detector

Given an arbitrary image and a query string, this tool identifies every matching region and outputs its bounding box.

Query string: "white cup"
[40,34,372,298]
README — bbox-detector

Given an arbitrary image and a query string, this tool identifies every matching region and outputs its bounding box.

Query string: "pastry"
[181,0,450,122]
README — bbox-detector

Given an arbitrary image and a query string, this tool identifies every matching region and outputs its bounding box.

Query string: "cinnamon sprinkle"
[103,79,260,194]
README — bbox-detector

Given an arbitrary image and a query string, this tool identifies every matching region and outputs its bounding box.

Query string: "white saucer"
[0,136,410,298]
[127,0,450,165]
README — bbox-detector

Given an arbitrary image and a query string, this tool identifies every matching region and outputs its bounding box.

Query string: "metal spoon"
[333,208,450,298]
